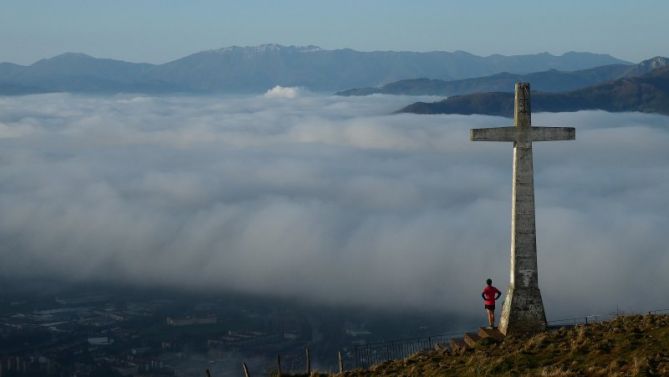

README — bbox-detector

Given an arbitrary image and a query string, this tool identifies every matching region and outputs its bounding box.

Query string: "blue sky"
[1,0,668,65]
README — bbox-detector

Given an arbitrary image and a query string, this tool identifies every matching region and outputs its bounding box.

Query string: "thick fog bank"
[0,92,667,319]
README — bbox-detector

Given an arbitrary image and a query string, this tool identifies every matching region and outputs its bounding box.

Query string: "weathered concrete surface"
[470,82,575,335]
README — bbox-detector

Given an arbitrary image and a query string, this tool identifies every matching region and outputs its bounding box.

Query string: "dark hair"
[486,278,492,285]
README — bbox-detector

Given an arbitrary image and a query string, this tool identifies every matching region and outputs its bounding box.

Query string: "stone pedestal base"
[499,286,547,335]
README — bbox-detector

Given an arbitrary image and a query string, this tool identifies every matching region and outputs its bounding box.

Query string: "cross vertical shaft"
[470,82,575,335]
[501,83,546,335]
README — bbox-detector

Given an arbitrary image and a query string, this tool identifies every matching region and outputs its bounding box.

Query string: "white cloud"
[264,85,301,99]
[0,93,667,319]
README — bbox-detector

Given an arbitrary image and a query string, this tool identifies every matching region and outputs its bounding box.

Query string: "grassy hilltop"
[288,314,669,377]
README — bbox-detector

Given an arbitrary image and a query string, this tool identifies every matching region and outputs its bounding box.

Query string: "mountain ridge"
[338,57,668,97]
[0,45,629,95]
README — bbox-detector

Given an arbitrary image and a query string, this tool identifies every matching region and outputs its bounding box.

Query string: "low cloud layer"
[0,93,667,319]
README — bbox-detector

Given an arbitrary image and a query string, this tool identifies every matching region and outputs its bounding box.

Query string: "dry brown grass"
[532,366,579,377]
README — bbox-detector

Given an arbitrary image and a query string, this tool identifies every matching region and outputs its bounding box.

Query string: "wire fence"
[546,314,603,327]
[352,330,466,369]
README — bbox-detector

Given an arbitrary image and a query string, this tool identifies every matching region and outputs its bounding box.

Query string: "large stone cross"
[470,83,575,335]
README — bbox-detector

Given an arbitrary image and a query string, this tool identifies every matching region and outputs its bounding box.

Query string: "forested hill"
[399,65,669,117]
[338,57,668,97]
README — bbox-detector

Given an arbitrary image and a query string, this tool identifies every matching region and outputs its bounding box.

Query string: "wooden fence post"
[276,354,282,377]
[206,368,212,377]
[242,362,251,377]
[338,351,344,373]
[305,347,311,375]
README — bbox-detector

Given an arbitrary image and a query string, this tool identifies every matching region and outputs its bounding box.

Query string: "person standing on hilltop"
[482,278,502,328]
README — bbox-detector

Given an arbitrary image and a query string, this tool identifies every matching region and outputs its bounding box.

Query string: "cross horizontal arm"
[531,127,575,142]
[470,127,517,142]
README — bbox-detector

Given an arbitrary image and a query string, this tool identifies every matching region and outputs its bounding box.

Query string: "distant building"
[0,355,52,375]
[166,315,217,326]
[283,332,298,340]
[88,336,114,346]
[344,322,372,337]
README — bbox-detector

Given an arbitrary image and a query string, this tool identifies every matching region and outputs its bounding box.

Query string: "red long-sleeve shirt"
[482,286,501,305]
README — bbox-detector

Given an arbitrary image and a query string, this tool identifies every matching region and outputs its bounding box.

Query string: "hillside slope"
[338,57,668,97]
[326,314,669,377]
[399,66,669,117]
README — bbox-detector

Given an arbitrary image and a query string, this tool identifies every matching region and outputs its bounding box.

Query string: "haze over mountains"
[0,44,629,95]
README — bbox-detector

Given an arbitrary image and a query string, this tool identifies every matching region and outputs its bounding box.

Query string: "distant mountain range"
[0,45,629,95]
[398,65,669,116]
[338,57,669,96]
